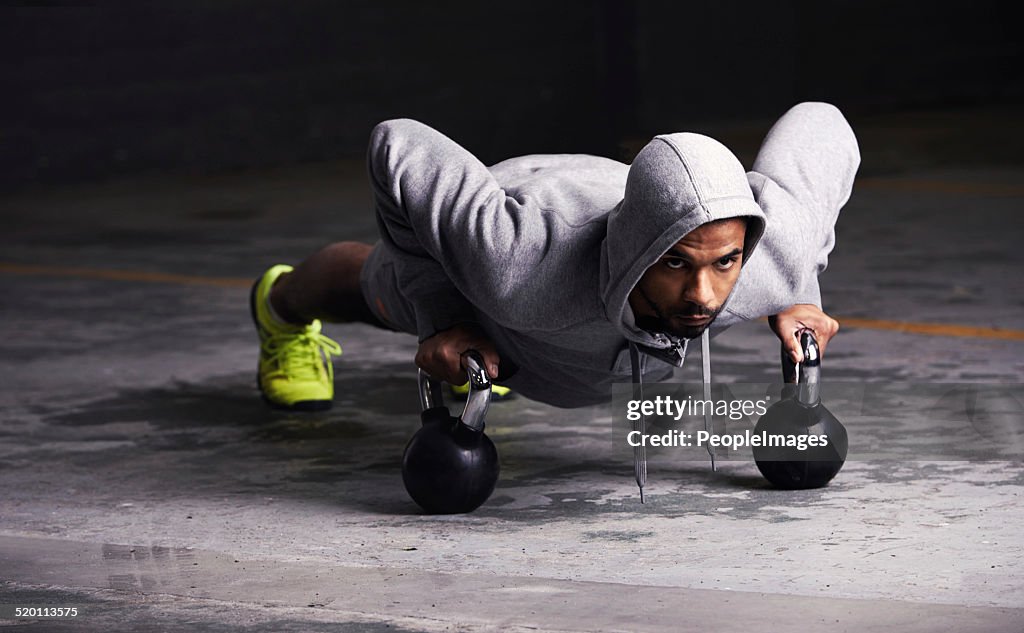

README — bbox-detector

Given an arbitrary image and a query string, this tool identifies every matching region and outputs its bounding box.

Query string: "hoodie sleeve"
[367,119,550,341]
[728,102,859,318]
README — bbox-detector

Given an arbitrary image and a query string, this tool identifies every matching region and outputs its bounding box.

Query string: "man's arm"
[369,119,554,342]
[750,101,860,307]
[722,103,859,355]
[369,119,566,380]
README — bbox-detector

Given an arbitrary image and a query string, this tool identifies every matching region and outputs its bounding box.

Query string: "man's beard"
[635,285,722,340]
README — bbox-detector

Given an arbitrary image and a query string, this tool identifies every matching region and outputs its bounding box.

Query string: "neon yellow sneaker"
[449,381,515,401]
[250,265,342,411]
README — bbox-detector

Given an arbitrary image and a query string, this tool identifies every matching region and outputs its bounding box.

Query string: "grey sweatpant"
[359,240,419,336]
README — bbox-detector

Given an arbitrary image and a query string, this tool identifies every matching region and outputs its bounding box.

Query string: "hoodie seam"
[725,305,753,320]
[700,193,761,205]
[507,192,612,230]
[655,137,708,205]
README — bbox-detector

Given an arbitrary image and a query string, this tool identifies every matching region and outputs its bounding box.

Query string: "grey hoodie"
[368,102,860,407]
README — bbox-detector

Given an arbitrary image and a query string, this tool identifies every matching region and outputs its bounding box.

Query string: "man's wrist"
[411,289,478,342]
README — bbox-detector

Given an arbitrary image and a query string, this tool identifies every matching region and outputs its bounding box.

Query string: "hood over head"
[601,132,766,345]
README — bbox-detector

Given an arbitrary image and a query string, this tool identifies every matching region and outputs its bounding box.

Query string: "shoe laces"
[261,322,342,382]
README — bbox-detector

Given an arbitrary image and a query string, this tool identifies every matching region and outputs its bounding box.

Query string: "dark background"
[2,0,1021,189]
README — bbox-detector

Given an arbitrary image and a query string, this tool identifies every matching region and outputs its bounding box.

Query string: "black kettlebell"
[401,351,499,514]
[753,330,848,489]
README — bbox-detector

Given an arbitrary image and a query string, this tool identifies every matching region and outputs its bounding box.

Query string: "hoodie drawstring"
[628,342,647,503]
[701,329,716,472]
[630,331,715,503]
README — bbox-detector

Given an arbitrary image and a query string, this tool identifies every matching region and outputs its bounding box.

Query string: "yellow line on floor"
[836,316,1024,341]
[3,262,1024,341]
[0,262,250,289]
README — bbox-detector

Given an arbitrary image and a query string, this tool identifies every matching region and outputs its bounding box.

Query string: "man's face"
[627,218,746,339]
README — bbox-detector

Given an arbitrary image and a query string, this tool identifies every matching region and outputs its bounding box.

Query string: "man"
[250,102,858,410]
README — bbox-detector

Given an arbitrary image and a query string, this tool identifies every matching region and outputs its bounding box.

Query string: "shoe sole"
[250,276,333,412]
[259,393,333,412]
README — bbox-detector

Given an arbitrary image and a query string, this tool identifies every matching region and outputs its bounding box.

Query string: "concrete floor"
[2,107,1024,631]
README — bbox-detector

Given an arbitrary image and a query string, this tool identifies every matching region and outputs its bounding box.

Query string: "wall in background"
[3,0,1021,188]
[633,0,1021,128]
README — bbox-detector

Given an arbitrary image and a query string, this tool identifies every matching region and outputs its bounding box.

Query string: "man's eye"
[716,257,738,269]
[664,259,686,270]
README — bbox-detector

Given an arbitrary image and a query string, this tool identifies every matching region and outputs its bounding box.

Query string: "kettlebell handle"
[781,329,821,407]
[417,350,492,432]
